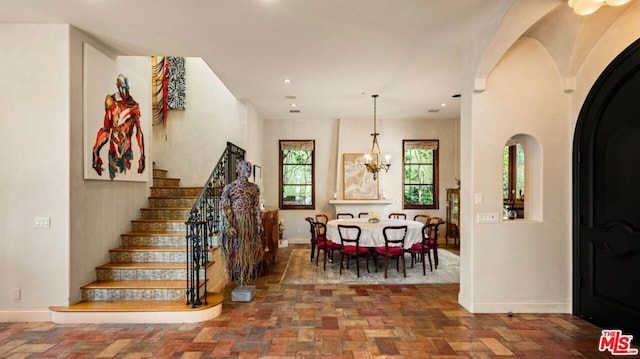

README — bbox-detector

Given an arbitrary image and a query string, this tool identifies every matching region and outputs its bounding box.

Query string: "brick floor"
[0,245,629,358]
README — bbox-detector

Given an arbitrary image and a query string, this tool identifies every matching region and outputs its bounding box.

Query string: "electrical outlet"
[477,212,500,224]
[34,217,50,228]
[13,288,21,300]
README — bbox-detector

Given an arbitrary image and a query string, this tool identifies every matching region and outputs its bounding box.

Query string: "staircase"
[50,168,224,324]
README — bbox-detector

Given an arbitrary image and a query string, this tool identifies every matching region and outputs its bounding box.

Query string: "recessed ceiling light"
[441,103,446,107]
[283,78,291,84]
[290,103,297,107]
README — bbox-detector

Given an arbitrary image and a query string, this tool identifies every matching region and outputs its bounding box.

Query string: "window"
[503,141,524,201]
[403,140,439,209]
[503,140,525,218]
[279,140,315,210]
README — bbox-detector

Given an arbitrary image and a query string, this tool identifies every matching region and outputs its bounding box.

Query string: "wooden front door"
[574,38,640,343]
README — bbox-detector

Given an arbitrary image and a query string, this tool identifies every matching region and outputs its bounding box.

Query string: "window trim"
[505,144,517,201]
[503,142,525,202]
[402,139,439,210]
[279,139,315,210]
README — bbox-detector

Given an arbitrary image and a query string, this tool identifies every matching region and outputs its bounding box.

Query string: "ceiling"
[0,0,513,122]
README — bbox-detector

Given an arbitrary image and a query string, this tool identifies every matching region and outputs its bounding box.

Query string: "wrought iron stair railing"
[185,142,245,308]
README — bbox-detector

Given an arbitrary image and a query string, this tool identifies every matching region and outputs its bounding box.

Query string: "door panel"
[575,38,640,343]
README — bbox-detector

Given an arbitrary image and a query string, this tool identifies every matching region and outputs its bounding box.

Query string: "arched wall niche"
[503,133,542,222]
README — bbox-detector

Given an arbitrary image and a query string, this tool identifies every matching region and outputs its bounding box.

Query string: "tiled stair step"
[95,262,192,281]
[131,219,186,232]
[153,169,168,178]
[109,246,188,263]
[153,177,180,187]
[121,232,187,247]
[148,196,198,208]
[140,207,191,220]
[80,280,205,301]
[151,186,201,197]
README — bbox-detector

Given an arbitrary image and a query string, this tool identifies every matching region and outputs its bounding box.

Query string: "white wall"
[264,117,459,243]
[572,4,640,129]
[381,118,459,218]
[69,27,153,306]
[245,101,265,172]
[459,2,640,314]
[0,24,166,319]
[152,58,249,186]
[0,25,71,319]
[262,118,339,242]
[462,37,572,313]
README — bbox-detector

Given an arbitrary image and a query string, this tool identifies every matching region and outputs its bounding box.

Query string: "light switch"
[34,217,50,228]
[477,213,499,224]
[474,193,483,204]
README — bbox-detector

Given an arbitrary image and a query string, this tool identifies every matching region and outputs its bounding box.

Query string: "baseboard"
[462,301,571,314]
[286,238,307,244]
[0,310,51,322]
[458,291,472,312]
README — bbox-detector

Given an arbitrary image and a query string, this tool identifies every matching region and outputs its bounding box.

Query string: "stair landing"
[49,293,223,323]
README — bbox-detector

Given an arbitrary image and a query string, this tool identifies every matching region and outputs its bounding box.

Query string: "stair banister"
[185,142,245,308]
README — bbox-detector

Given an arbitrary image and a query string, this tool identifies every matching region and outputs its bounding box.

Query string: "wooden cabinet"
[445,188,460,246]
[260,208,279,271]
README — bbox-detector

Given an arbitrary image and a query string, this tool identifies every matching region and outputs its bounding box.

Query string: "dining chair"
[336,213,354,219]
[375,225,407,278]
[358,212,369,218]
[315,213,329,224]
[426,216,445,268]
[313,221,341,270]
[305,217,322,262]
[388,212,407,220]
[413,214,431,225]
[337,224,370,277]
[406,224,435,275]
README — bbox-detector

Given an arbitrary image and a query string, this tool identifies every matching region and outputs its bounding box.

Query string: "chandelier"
[363,94,391,180]
[568,0,634,15]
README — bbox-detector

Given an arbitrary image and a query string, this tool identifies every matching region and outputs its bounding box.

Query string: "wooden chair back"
[315,213,329,224]
[388,212,407,220]
[413,214,431,224]
[378,225,408,278]
[382,225,407,249]
[337,224,361,246]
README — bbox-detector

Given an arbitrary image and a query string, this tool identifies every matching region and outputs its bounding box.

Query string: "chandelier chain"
[364,94,390,180]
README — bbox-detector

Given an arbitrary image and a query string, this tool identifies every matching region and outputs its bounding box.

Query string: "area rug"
[280,248,459,285]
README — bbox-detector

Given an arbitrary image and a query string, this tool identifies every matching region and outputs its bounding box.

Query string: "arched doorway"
[574,38,640,342]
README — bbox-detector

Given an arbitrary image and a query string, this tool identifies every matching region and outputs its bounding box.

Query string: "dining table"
[325,218,424,249]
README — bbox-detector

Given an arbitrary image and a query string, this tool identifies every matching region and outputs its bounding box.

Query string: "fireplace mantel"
[328,200,395,217]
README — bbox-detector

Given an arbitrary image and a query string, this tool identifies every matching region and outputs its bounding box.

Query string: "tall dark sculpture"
[220,160,263,298]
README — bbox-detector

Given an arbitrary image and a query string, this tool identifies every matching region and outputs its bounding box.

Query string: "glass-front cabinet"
[445,188,460,246]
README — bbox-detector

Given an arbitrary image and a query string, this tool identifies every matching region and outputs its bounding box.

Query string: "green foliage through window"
[503,143,524,200]
[280,140,315,209]
[403,140,439,209]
